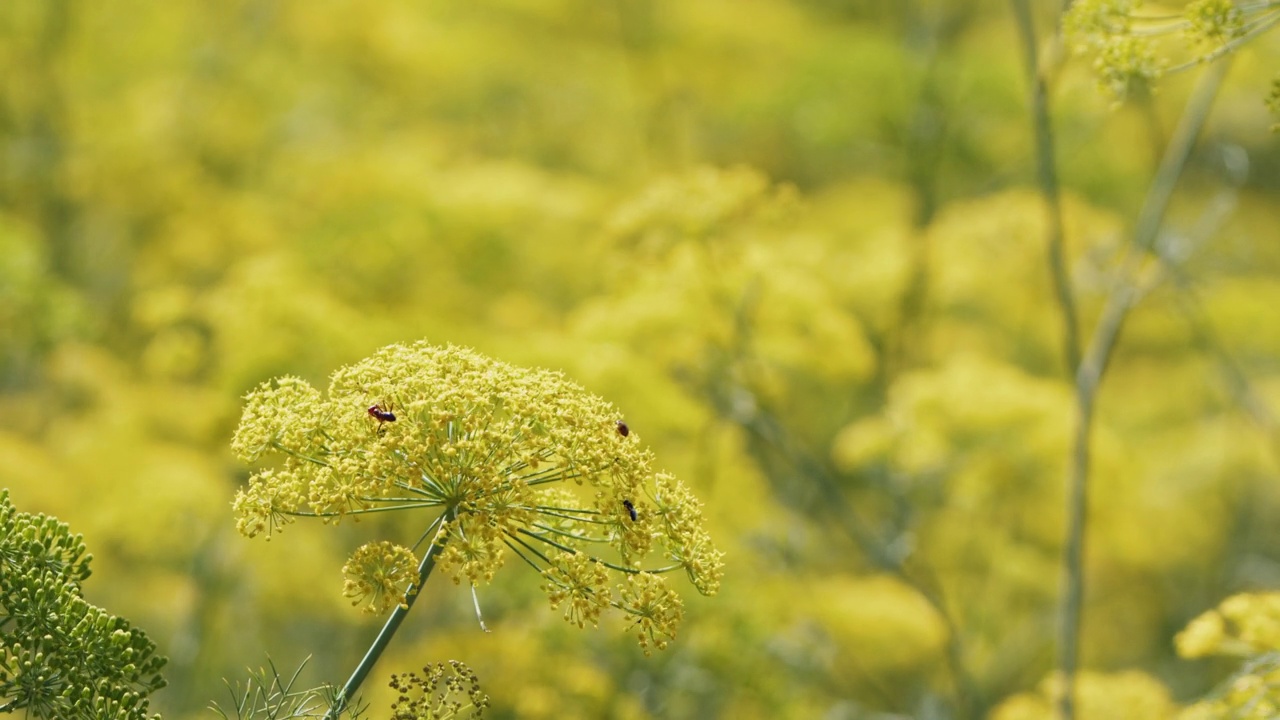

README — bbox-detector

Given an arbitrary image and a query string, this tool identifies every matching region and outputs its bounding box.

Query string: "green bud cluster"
[0,490,167,719]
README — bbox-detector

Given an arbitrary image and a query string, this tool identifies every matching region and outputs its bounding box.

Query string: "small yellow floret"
[342,541,419,615]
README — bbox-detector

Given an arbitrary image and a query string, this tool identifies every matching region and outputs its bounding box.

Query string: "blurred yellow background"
[3,1,1280,717]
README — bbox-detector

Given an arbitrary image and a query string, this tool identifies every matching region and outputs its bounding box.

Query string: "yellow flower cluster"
[1064,0,1256,102]
[231,341,723,651]
[342,540,420,615]
[618,572,684,656]
[542,550,611,629]
[1094,35,1163,101]
[231,468,307,539]
[1176,592,1280,659]
[230,376,326,465]
[1183,0,1245,47]
[652,472,723,596]
[1064,0,1140,40]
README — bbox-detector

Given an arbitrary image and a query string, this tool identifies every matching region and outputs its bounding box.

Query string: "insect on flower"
[368,402,397,433]
[616,420,630,437]
[623,499,637,521]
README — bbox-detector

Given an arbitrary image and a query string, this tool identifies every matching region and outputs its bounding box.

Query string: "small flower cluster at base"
[342,541,420,615]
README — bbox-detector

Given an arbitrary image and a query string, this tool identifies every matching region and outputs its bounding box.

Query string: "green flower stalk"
[230,341,724,709]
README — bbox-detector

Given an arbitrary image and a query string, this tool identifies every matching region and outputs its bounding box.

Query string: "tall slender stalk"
[325,507,456,719]
[1056,60,1229,720]
[1010,4,1229,716]
[1008,4,1084,716]
[1010,0,1082,376]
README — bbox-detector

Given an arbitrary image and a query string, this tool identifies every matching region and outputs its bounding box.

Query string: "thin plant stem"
[1055,58,1229,720]
[1011,0,1082,375]
[1008,2,1084,714]
[325,507,456,719]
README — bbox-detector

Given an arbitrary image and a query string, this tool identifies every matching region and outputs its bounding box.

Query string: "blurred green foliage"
[2,0,1280,718]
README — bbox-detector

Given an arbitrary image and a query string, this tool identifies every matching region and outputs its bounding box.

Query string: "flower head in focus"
[231,341,724,651]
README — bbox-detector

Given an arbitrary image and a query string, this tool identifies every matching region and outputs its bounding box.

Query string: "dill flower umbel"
[343,540,420,615]
[1183,0,1245,47]
[231,341,724,651]
[1065,0,1270,103]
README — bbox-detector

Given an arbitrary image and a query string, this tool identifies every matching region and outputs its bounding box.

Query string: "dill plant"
[230,340,724,715]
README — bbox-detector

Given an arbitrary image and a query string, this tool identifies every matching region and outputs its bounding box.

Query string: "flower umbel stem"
[326,507,456,719]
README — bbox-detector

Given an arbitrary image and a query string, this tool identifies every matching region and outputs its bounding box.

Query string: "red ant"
[368,402,396,433]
